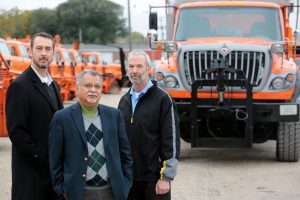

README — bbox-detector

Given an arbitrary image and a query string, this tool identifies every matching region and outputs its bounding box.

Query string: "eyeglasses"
[81,84,102,90]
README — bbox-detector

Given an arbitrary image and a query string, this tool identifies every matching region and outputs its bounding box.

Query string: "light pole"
[127,0,132,51]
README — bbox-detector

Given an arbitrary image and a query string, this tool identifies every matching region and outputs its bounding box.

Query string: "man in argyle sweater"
[49,70,132,200]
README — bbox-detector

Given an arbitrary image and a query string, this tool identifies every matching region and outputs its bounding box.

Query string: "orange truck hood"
[177,37,273,47]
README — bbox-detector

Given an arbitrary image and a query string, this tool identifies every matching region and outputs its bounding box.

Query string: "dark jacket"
[6,67,63,200]
[118,83,180,182]
[49,103,133,200]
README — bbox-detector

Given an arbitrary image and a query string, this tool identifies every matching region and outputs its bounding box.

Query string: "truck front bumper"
[176,101,299,122]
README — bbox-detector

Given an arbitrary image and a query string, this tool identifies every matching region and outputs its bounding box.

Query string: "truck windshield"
[86,55,98,64]
[175,6,281,41]
[74,51,83,63]
[0,42,11,56]
[18,44,29,58]
[62,49,72,62]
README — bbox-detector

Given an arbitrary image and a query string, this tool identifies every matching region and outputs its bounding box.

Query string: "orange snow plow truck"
[81,52,123,93]
[148,0,300,161]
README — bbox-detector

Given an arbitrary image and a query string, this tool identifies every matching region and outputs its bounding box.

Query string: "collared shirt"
[130,80,153,113]
[31,65,53,86]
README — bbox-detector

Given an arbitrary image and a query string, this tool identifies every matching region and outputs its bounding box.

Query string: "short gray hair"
[128,50,151,68]
[76,69,103,86]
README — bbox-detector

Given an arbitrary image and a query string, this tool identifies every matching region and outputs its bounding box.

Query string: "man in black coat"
[6,32,63,200]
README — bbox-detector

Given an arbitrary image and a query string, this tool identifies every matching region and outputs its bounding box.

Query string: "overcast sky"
[1,0,299,36]
[0,0,165,36]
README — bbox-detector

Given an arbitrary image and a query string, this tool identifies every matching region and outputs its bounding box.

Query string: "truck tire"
[276,121,300,162]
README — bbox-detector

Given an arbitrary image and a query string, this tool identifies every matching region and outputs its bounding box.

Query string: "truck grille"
[183,51,266,86]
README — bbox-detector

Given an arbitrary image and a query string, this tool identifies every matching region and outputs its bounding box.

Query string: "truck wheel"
[276,121,300,162]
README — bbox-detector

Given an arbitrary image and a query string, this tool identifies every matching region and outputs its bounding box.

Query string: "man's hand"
[155,179,170,195]
[59,193,67,200]
[63,193,68,199]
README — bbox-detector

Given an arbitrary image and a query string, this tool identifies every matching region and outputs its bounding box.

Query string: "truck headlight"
[165,42,178,52]
[285,73,294,83]
[155,72,164,81]
[271,77,285,89]
[271,43,284,54]
[164,75,178,88]
[270,74,295,90]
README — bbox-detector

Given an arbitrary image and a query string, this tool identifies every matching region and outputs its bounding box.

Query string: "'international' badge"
[219,44,230,57]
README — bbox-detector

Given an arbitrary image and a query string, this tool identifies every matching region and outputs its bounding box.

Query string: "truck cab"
[0,39,30,79]
[5,40,30,59]
[54,45,76,100]
[67,48,85,76]
[0,52,10,137]
[148,0,300,161]
[82,51,122,93]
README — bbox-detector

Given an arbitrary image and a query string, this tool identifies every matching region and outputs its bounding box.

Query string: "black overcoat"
[6,67,63,200]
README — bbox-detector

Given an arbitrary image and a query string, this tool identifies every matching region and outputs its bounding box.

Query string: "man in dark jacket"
[118,50,180,200]
[6,32,63,200]
[49,70,132,200]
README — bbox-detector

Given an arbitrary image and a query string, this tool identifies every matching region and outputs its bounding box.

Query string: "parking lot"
[1,90,300,200]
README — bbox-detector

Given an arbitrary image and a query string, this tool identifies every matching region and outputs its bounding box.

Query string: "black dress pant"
[83,185,114,200]
[127,181,171,200]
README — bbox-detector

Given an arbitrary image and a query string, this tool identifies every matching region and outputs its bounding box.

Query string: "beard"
[129,71,149,84]
[32,57,52,69]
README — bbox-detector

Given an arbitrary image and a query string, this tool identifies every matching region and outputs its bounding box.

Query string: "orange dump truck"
[82,52,122,93]
[0,40,30,136]
[67,48,85,76]
[148,0,300,161]
[0,52,11,136]
[54,45,76,100]
[6,40,30,59]
[0,39,31,79]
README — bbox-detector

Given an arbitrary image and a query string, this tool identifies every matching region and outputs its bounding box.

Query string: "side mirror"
[147,29,158,49]
[293,29,300,43]
[149,12,158,30]
[147,29,177,53]
[295,46,300,55]
[293,29,300,35]
[71,61,77,67]
[293,30,300,55]
[288,2,294,14]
